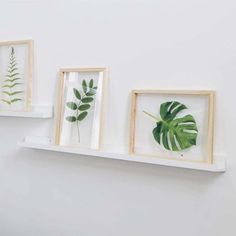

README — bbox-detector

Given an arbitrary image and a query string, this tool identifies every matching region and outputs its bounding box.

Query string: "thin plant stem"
[76,108,80,143]
[143,110,160,122]
[76,93,86,143]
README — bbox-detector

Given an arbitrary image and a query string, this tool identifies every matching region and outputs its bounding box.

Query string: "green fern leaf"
[81,97,93,103]
[1,47,23,106]
[89,79,94,88]
[2,99,11,105]
[10,98,22,103]
[8,67,18,73]
[3,83,22,88]
[6,72,20,78]
[4,78,21,83]
[66,102,77,110]
[66,116,76,122]
[82,80,87,93]
[73,88,81,100]
[3,91,23,96]
[78,104,90,111]
[77,112,88,121]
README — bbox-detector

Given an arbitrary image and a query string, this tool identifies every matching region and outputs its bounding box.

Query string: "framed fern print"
[0,40,33,111]
[129,90,215,164]
[55,68,107,149]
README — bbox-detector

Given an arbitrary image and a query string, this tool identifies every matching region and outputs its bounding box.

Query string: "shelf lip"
[18,136,226,173]
[0,106,53,118]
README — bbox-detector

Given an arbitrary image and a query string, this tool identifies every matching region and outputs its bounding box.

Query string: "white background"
[0,0,235,235]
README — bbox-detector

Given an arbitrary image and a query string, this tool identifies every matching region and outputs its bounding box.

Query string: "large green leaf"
[144,101,198,151]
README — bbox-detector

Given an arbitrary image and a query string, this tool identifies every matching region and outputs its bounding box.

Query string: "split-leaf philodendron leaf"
[143,101,198,152]
[65,78,97,142]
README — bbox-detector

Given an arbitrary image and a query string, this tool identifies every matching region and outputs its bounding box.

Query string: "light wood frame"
[129,90,215,164]
[0,40,33,111]
[54,68,107,149]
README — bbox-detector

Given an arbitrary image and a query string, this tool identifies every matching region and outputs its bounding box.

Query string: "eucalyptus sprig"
[66,78,97,142]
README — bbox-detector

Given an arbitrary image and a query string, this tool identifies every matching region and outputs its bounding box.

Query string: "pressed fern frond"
[1,47,24,106]
[3,83,22,88]
[4,78,21,83]
[3,91,23,96]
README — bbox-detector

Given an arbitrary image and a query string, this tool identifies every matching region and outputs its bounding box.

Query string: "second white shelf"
[18,136,226,173]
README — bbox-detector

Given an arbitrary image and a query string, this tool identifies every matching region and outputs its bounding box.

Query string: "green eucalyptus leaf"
[82,80,87,93]
[144,101,198,152]
[89,79,94,88]
[66,102,77,110]
[86,88,97,96]
[81,97,93,103]
[66,116,76,122]
[77,111,88,121]
[78,104,90,111]
[73,88,81,100]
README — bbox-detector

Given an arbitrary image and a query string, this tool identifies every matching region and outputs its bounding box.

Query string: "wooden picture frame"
[54,68,107,150]
[129,90,215,164]
[0,40,33,111]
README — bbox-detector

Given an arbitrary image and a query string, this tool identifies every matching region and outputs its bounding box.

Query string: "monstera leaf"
[143,101,198,151]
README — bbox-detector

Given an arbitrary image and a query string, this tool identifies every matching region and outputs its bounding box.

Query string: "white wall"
[0,0,235,235]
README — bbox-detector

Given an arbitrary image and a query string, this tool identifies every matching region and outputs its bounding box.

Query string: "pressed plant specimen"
[66,78,97,142]
[2,47,23,106]
[143,101,198,151]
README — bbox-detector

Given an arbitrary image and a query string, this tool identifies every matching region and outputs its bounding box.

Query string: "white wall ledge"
[0,106,53,118]
[18,136,226,173]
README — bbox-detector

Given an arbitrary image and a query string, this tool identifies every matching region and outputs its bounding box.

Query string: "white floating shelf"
[18,136,226,172]
[0,106,53,118]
